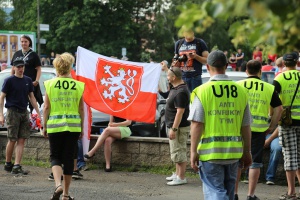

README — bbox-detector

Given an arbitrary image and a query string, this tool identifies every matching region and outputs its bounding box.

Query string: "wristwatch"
[171,127,178,132]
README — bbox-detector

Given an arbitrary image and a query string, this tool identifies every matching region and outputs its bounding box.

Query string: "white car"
[202,71,248,83]
[202,71,275,84]
[0,67,57,131]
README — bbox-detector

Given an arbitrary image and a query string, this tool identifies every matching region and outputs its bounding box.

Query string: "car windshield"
[0,71,56,95]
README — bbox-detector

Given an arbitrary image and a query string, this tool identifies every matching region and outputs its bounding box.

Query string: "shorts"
[49,132,80,175]
[6,108,30,141]
[278,126,300,171]
[169,126,190,163]
[119,127,131,139]
[249,132,265,168]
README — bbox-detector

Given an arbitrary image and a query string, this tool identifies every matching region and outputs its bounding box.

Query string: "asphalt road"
[0,165,288,200]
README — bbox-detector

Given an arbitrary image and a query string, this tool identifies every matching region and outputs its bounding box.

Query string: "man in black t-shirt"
[236,48,244,71]
[165,67,190,186]
[0,58,41,175]
[174,28,209,92]
[10,35,43,112]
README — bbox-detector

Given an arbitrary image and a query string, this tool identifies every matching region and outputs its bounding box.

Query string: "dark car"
[90,94,167,138]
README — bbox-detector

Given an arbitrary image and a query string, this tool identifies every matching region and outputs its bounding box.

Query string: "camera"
[173,54,187,62]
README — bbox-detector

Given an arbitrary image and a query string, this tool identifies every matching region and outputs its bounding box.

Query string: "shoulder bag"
[278,74,300,126]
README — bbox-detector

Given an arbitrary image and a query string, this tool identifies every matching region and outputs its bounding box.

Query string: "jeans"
[183,74,202,92]
[77,139,86,169]
[199,161,238,200]
[265,134,282,181]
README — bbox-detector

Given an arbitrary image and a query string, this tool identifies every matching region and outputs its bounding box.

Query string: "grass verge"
[1,158,198,178]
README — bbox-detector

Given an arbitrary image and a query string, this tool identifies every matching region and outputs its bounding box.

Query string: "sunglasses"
[169,67,178,77]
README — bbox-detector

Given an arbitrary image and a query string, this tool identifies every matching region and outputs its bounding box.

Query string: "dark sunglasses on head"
[169,67,178,77]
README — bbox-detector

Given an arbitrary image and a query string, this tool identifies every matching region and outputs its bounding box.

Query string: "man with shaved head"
[165,66,190,186]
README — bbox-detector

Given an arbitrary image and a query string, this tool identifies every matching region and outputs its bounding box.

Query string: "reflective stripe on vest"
[49,115,81,120]
[199,147,243,155]
[47,122,81,128]
[191,81,248,161]
[275,70,300,120]
[237,78,273,132]
[44,78,84,133]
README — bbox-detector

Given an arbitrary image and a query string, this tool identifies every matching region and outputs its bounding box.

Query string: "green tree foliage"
[3,0,257,62]
[175,0,300,54]
[0,8,7,29]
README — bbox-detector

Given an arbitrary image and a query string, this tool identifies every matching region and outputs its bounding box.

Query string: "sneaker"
[247,195,260,200]
[166,172,177,181]
[4,163,13,172]
[72,170,83,179]
[266,180,275,185]
[11,165,28,175]
[279,193,297,200]
[234,194,239,200]
[48,173,63,181]
[167,176,187,186]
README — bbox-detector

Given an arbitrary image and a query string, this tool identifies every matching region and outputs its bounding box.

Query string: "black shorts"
[250,131,265,168]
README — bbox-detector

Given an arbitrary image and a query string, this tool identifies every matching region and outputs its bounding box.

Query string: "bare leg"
[5,140,16,162]
[52,165,63,187]
[104,136,116,169]
[235,168,242,195]
[14,138,26,165]
[87,127,121,156]
[286,170,296,195]
[63,175,72,198]
[296,169,300,193]
[177,162,186,180]
[248,168,260,196]
[296,169,300,183]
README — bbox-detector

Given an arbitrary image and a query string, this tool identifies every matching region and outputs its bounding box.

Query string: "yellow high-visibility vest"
[275,70,300,120]
[191,81,248,161]
[44,77,84,133]
[237,78,274,132]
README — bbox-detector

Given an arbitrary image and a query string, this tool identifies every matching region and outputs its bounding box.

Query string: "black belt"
[8,107,27,113]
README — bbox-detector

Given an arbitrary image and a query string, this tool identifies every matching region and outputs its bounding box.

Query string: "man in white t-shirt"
[158,60,170,98]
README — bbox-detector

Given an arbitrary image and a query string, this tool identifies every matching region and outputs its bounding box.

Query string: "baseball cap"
[13,58,25,67]
[283,52,299,62]
[207,50,227,68]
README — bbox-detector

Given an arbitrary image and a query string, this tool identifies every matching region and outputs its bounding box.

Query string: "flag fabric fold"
[71,69,92,154]
[76,46,161,123]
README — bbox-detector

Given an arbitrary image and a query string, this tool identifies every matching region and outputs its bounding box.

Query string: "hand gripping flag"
[76,46,161,123]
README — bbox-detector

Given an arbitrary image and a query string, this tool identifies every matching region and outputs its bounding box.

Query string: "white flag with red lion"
[76,46,161,123]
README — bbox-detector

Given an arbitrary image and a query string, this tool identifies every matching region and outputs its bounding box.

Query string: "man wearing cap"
[273,52,300,200]
[235,60,282,200]
[189,50,252,200]
[0,58,41,175]
[165,67,190,186]
[174,28,209,92]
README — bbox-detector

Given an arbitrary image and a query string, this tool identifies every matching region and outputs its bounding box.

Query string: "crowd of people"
[1,30,300,200]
